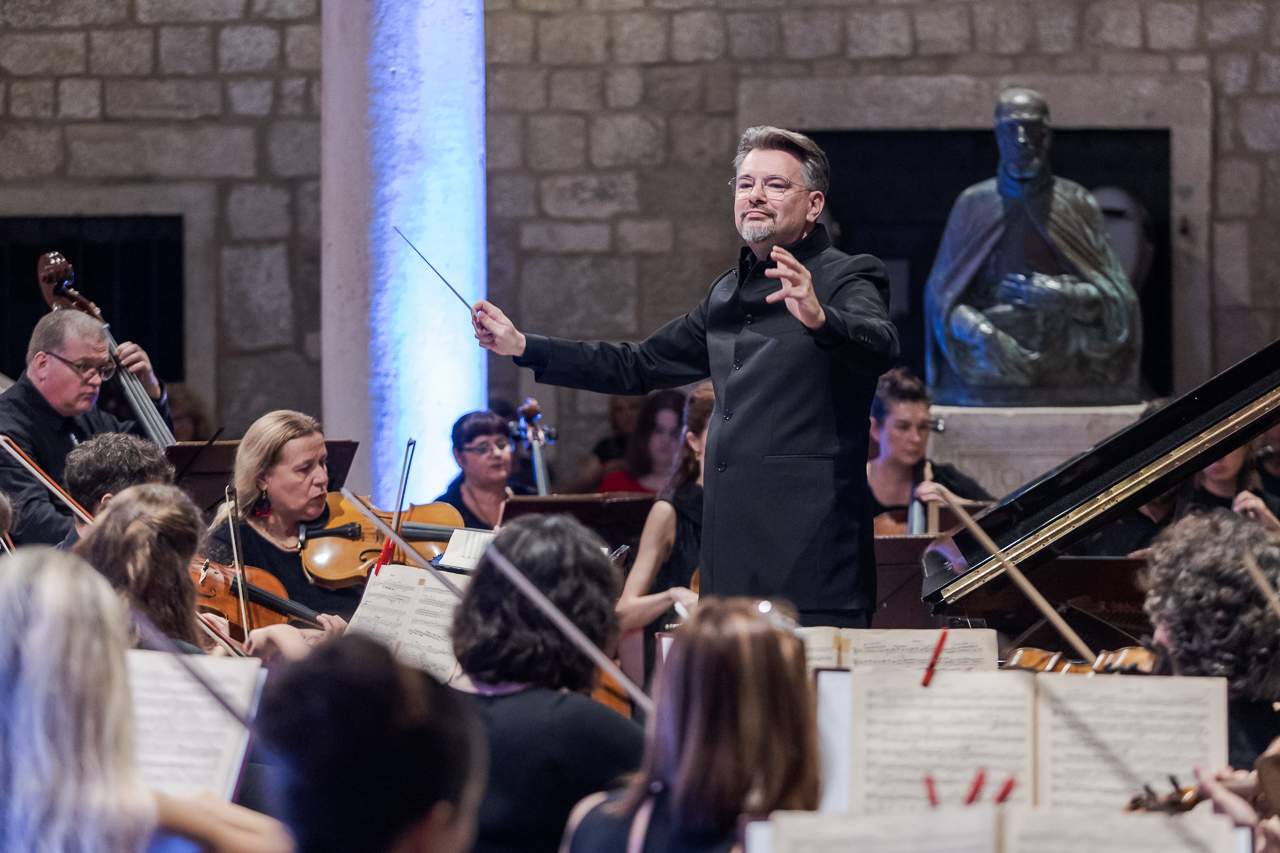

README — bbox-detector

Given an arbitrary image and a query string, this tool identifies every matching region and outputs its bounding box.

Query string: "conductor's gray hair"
[26,310,109,365]
[733,126,831,195]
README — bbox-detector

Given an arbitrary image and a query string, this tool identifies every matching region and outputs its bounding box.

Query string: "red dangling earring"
[253,488,273,517]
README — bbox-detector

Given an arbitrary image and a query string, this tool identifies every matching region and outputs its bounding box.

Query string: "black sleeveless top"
[569,790,734,853]
[643,483,703,682]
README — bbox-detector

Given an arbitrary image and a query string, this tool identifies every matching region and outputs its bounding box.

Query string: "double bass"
[37,252,176,447]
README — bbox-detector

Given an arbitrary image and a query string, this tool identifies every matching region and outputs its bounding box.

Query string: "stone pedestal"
[929,404,1149,499]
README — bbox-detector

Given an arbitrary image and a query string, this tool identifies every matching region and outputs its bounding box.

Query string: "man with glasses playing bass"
[473,126,899,630]
[0,309,171,545]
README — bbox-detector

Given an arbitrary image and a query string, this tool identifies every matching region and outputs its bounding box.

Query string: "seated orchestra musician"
[451,514,645,853]
[564,394,644,494]
[208,410,363,621]
[616,382,713,685]
[257,634,487,853]
[562,598,819,853]
[0,547,292,853]
[1176,441,1280,533]
[1144,510,1280,768]
[865,368,990,530]
[0,309,172,546]
[59,432,175,550]
[436,411,535,530]
[598,390,685,495]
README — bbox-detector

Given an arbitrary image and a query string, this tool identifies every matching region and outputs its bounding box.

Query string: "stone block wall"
[484,0,1280,486]
[0,0,321,436]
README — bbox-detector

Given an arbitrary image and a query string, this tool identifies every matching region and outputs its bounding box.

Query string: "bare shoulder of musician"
[257,633,486,853]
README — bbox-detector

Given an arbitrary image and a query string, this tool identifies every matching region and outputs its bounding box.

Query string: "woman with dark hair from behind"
[451,514,645,853]
[257,633,487,853]
[436,410,535,529]
[616,382,714,684]
[1145,510,1280,768]
[599,390,685,495]
[562,597,820,853]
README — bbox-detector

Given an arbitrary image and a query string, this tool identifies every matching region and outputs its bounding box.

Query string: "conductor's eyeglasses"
[730,176,811,199]
[45,351,115,381]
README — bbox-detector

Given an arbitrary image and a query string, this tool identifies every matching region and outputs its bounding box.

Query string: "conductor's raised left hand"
[764,246,826,330]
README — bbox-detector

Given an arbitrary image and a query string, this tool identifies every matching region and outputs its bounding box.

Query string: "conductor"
[473,126,898,628]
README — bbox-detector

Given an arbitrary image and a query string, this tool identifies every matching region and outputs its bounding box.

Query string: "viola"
[189,556,322,639]
[37,252,177,447]
[298,493,466,589]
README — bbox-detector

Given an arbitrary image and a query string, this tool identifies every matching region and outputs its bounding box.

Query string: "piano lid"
[923,338,1280,608]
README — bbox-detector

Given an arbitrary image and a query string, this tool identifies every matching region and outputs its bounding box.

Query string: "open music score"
[798,627,998,673]
[127,650,262,800]
[829,669,1226,813]
[438,528,496,571]
[348,564,471,682]
[760,806,1234,853]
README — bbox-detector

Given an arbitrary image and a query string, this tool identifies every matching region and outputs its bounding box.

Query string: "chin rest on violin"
[298,493,464,589]
[1002,645,1163,675]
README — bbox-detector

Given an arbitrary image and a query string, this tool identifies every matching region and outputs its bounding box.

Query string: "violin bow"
[940,491,1096,662]
[1242,552,1280,625]
[372,438,417,577]
[0,434,93,524]
[224,487,253,633]
[340,488,656,715]
[0,533,12,555]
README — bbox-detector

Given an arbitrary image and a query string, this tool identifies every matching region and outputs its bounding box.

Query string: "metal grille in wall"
[0,217,185,390]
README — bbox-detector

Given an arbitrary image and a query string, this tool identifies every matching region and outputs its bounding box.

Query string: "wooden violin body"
[298,493,463,589]
[189,557,320,639]
[1003,645,1161,675]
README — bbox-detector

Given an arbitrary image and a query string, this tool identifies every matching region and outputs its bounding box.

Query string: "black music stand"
[165,440,359,521]
[503,493,654,560]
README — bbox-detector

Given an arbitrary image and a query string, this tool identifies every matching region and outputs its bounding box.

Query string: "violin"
[1003,645,1163,675]
[516,398,556,496]
[298,493,466,589]
[189,557,323,640]
[37,252,177,447]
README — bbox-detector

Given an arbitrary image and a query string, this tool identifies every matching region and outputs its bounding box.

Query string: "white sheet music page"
[798,627,841,671]
[127,650,262,800]
[349,564,470,681]
[439,529,495,570]
[841,629,998,672]
[772,805,995,853]
[1035,674,1228,809]
[1003,807,1235,853]
[849,671,1035,813]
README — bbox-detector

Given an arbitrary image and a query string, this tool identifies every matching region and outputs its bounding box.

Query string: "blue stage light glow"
[367,1,486,506]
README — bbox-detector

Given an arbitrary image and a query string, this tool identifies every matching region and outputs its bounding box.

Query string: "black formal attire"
[594,434,628,465]
[867,460,992,517]
[1229,698,1280,770]
[465,687,645,853]
[207,518,362,621]
[568,789,734,853]
[0,371,171,545]
[642,482,702,682]
[434,475,537,530]
[514,226,898,626]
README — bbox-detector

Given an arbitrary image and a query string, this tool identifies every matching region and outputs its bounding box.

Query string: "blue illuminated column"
[322,0,487,506]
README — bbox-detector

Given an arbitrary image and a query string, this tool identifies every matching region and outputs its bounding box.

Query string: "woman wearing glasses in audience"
[436,411,536,530]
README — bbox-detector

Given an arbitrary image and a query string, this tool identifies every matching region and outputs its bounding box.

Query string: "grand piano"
[913,339,1280,654]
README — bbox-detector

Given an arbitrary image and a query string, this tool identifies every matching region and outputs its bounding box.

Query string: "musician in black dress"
[207,410,362,621]
[451,514,644,853]
[435,411,536,530]
[563,598,820,853]
[865,368,991,522]
[0,310,171,545]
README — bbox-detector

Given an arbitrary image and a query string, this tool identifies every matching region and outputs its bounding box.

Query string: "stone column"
[322,0,487,502]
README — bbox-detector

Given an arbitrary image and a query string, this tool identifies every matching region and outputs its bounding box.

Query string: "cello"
[37,252,176,447]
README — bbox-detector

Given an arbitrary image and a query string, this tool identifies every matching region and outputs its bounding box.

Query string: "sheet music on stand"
[438,529,496,571]
[348,563,472,681]
[127,650,264,801]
